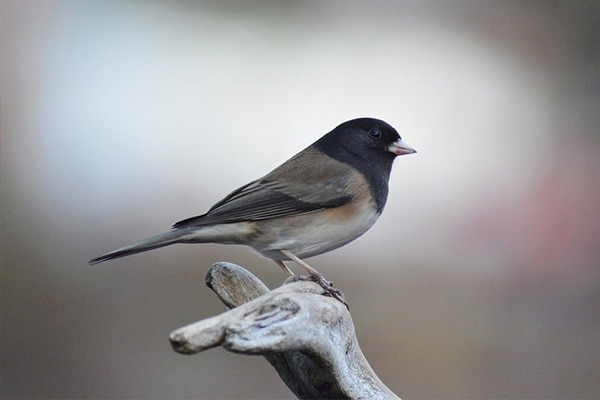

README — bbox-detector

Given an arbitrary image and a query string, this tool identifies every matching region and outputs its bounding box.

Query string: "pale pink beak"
[388,139,416,156]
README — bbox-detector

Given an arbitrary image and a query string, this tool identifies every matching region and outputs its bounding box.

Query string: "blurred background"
[2,1,599,398]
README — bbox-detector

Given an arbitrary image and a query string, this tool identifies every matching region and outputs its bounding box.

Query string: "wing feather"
[172,148,355,229]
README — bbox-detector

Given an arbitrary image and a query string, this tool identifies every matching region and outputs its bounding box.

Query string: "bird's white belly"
[252,202,381,260]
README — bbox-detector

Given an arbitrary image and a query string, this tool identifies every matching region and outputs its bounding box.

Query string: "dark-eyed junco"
[90,118,416,305]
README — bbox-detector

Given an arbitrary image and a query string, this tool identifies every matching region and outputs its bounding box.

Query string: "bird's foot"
[278,250,348,309]
[289,273,348,310]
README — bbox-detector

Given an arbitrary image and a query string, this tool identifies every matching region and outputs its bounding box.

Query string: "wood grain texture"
[169,262,401,400]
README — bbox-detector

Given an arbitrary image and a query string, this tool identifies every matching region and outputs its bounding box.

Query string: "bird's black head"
[314,117,415,174]
[313,117,416,212]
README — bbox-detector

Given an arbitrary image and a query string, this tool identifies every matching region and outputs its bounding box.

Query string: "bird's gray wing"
[172,148,355,228]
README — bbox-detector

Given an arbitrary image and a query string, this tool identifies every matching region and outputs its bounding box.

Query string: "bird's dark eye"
[369,128,382,139]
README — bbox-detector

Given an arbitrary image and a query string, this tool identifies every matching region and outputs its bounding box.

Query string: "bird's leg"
[279,250,348,309]
[275,260,295,277]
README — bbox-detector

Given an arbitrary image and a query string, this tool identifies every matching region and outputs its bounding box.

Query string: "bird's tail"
[89,229,192,265]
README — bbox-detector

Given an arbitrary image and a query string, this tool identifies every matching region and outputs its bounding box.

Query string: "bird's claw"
[283,273,349,310]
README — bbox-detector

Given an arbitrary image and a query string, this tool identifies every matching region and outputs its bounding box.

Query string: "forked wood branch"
[169,262,400,400]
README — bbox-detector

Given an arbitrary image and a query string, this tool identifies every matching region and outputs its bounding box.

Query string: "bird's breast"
[250,192,381,260]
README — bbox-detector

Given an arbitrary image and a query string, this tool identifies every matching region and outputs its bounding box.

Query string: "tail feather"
[89,229,190,265]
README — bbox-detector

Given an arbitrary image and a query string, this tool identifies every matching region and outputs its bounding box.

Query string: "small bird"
[90,118,416,305]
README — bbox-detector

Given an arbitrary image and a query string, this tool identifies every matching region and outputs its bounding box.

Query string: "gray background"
[2,1,599,398]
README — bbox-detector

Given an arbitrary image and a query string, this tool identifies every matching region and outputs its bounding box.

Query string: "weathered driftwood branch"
[169,262,400,400]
